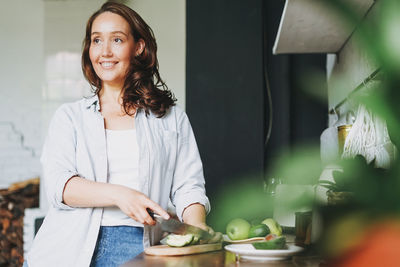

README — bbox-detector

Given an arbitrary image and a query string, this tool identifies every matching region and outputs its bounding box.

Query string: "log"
[0,179,39,267]
[8,178,39,193]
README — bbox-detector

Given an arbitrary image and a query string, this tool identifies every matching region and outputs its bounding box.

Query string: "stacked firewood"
[0,178,39,267]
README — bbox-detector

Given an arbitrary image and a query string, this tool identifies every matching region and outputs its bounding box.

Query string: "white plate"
[224,244,304,261]
[223,234,265,244]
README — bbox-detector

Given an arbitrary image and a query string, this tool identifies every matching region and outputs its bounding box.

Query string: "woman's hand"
[114,185,170,225]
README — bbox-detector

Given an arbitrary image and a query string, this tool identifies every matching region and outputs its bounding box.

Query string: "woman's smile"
[100,61,118,69]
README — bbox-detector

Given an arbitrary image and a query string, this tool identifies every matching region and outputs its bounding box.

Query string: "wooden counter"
[122,234,322,266]
[122,249,322,267]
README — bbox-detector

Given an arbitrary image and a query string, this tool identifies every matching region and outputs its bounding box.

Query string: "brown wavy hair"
[82,2,176,117]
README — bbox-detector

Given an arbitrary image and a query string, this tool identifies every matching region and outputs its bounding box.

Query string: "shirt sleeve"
[40,104,78,210]
[170,109,210,221]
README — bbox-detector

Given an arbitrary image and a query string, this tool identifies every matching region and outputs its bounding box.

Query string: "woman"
[26,2,210,266]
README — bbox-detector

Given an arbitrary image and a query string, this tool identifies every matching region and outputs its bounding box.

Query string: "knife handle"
[147,208,156,220]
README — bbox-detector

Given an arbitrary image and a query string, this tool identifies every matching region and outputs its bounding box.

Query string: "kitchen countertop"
[122,247,323,267]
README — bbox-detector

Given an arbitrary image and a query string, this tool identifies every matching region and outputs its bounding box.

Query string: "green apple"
[261,218,282,236]
[226,218,251,240]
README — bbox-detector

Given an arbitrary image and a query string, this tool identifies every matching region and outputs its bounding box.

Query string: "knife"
[148,210,213,241]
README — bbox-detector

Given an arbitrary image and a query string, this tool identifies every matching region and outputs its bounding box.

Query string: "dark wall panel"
[263,1,327,165]
[186,0,265,201]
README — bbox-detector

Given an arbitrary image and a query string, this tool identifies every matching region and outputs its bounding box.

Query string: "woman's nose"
[102,41,112,57]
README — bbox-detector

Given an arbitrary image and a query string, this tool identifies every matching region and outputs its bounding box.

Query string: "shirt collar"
[84,94,100,111]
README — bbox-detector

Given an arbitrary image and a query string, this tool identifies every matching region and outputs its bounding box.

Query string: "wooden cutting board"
[144,243,222,256]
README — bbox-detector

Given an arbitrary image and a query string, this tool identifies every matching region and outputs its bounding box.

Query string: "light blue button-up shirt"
[27,95,210,267]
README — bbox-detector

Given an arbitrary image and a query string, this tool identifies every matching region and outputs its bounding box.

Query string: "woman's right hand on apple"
[113,185,170,225]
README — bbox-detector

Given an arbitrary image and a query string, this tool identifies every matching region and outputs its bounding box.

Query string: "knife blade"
[148,210,213,241]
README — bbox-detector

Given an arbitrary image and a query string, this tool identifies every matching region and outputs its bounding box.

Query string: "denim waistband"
[90,226,144,267]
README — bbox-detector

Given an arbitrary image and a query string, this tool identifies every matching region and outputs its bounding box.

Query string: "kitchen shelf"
[273,0,375,54]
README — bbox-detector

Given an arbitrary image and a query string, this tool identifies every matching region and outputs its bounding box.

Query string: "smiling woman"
[25,2,212,267]
[81,2,175,118]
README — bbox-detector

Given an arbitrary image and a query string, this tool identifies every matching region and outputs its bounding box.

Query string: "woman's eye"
[92,38,101,44]
[114,38,122,43]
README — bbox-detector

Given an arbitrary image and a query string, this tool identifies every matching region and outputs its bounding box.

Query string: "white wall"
[327,2,379,114]
[327,37,378,112]
[0,0,186,189]
[129,0,186,109]
[0,0,44,187]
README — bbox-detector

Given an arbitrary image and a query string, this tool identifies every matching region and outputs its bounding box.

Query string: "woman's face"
[89,12,139,89]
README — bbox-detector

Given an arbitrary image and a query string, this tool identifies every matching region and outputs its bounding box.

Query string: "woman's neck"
[99,84,123,105]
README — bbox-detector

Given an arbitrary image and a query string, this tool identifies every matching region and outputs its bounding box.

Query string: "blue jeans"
[90,226,144,267]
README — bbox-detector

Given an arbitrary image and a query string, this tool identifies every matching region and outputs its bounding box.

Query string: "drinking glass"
[264,177,282,196]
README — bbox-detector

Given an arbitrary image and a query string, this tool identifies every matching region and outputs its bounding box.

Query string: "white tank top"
[101,129,143,227]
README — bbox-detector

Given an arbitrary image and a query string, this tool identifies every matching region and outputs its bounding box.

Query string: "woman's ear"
[135,39,145,56]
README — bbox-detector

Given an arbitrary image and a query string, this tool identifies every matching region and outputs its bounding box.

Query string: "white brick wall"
[0,0,44,189]
[0,122,41,188]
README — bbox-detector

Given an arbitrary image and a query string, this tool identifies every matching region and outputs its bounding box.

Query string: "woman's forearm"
[62,176,120,208]
[182,203,207,229]
[62,176,170,224]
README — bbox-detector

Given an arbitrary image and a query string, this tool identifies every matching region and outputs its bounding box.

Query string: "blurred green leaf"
[268,145,321,185]
[208,175,273,232]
